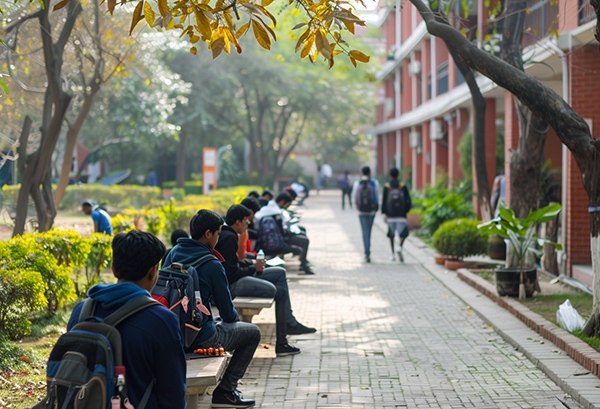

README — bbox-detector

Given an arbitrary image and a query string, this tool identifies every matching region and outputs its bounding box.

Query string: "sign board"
[203,148,217,195]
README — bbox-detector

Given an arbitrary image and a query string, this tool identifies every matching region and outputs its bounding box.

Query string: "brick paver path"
[199,191,580,408]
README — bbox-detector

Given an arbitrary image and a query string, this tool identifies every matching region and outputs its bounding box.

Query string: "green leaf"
[0,79,9,95]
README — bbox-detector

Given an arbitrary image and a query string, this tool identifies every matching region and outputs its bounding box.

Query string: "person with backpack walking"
[164,209,259,408]
[352,166,380,263]
[62,230,186,409]
[337,171,353,209]
[382,168,412,262]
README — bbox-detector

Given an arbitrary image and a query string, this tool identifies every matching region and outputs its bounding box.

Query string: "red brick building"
[371,0,598,284]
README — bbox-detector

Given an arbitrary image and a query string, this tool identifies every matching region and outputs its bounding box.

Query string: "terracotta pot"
[406,213,421,230]
[434,255,447,265]
[495,267,537,297]
[444,259,471,271]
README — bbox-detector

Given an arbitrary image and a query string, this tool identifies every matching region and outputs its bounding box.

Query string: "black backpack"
[34,297,160,409]
[257,216,285,251]
[357,180,377,212]
[151,258,214,349]
[386,183,409,217]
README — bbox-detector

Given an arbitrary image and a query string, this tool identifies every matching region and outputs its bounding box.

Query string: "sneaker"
[211,387,255,408]
[276,343,301,357]
[300,265,315,275]
[287,322,317,335]
[389,254,396,261]
[397,248,404,262]
[365,256,371,263]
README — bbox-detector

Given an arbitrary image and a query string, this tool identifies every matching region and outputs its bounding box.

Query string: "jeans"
[229,270,290,344]
[192,321,261,392]
[359,214,375,257]
[285,234,309,265]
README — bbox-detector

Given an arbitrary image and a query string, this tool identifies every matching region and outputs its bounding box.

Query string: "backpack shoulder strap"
[103,296,162,327]
[190,253,218,270]
[78,298,97,323]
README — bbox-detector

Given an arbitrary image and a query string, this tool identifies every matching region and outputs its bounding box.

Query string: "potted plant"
[432,218,488,270]
[478,201,562,299]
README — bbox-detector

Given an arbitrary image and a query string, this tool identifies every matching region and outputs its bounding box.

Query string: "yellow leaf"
[158,0,169,16]
[350,56,356,67]
[52,0,72,11]
[300,33,314,58]
[526,8,531,14]
[290,8,301,16]
[145,79,150,85]
[343,20,354,34]
[467,311,473,315]
[165,15,175,30]
[348,50,369,63]
[460,306,470,310]
[223,9,234,29]
[190,46,197,54]
[262,0,274,6]
[252,20,271,50]
[211,28,226,58]
[225,27,242,53]
[295,28,310,52]
[552,29,559,38]
[194,7,212,40]
[190,34,200,43]
[236,22,250,39]
[108,0,116,14]
[130,1,144,34]
[144,2,156,27]
[106,30,112,39]
[315,29,330,59]
[484,34,490,42]
[252,3,277,28]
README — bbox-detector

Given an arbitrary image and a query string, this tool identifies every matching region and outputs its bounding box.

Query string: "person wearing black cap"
[82,201,113,235]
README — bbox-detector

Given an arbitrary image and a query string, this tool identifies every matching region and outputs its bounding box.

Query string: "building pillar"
[421,121,431,186]
[448,108,468,188]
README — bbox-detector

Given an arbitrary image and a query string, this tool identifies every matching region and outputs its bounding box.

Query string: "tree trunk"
[176,126,187,188]
[542,216,559,275]
[54,90,99,208]
[501,0,548,219]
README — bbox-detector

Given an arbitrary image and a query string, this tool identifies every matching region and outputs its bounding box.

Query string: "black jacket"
[381,180,411,217]
[215,225,257,285]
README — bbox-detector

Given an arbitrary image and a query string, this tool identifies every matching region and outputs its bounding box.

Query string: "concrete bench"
[185,356,227,407]
[232,297,274,323]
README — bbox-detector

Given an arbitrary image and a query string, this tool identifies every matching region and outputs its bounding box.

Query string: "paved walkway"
[198,191,583,408]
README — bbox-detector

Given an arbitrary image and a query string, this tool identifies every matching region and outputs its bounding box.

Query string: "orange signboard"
[203,147,217,195]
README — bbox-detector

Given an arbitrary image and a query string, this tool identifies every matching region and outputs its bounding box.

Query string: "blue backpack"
[257,216,285,251]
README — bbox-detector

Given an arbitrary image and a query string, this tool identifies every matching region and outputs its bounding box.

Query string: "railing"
[523,0,559,48]
[579,0,596,24]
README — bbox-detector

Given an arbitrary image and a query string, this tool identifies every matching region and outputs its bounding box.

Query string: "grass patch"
[571,329,600,352]
[519,293,592,324]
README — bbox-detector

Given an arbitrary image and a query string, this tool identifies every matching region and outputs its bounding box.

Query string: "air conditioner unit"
[409,131,422,149]
[430,119,443,141]
[383,98,394,116]
[408,61,421,76]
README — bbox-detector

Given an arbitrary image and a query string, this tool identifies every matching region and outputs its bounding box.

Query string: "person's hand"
[383,215,387,223]
[255,259,265,272]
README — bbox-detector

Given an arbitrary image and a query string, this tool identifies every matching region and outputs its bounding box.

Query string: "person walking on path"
[382,168,411,262]
[352,166,379,263]
[337,171,353,210]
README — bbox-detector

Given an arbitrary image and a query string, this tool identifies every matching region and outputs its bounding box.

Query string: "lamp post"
[216,144,232,188]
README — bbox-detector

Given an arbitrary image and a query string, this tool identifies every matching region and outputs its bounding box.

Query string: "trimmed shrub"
[59,184,162,210]
[432,218,488,260]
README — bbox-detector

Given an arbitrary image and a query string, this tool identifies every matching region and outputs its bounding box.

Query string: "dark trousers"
[192,321,261,392]
[341,188,352,209]
[359,214,375,257]
[229,270,289,344]
[285,233,309,265]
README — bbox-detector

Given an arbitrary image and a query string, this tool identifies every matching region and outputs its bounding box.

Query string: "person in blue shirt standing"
[82,201,113,235]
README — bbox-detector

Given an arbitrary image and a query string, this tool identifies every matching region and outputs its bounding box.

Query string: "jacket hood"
[168,238,213,266]
[88,282,151,310]
[254,200,281,222]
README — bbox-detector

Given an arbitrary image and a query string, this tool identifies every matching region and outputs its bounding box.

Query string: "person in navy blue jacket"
[164,209,260,408]
[67,230,186,409]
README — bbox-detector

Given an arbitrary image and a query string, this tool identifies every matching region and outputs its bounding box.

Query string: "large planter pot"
[406,213,421,230]
[434,254,447,265]
[488,235,506,260]
[495,267,537,297]
[444,259,472,271]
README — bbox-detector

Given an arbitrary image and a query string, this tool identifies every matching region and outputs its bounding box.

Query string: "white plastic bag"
[556,299,586,332]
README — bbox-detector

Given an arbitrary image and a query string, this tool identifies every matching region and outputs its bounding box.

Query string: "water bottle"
[256,249,264,274]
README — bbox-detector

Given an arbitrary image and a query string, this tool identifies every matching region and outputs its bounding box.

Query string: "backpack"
[357,180,377,212]
[257,216,285,251]
[151,258,214,349]
[337,175,350,190]
[33,297,160,409]
[386,183,409,217]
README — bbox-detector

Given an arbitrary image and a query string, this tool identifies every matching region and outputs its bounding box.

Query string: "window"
[437,62,449,95]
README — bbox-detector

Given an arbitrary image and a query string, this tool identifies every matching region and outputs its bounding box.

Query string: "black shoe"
[365,256,371,263]
[287,322,317,335]
[276,343,301,357]
[300,265,315,274]
[212,387,255,408]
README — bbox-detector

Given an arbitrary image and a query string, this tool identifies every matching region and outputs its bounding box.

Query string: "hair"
[276,191,293,205]
[241,197,260,213]
[261,190,273,198]
[190,209,224,240]
[285,188,298,200]
[170,229,189,247]
[82,200,95,208]
[389,168,399,178]
[247,191,260,199]
[112,230,166,281]
[361,166,371,176]
[225,204,251,226]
